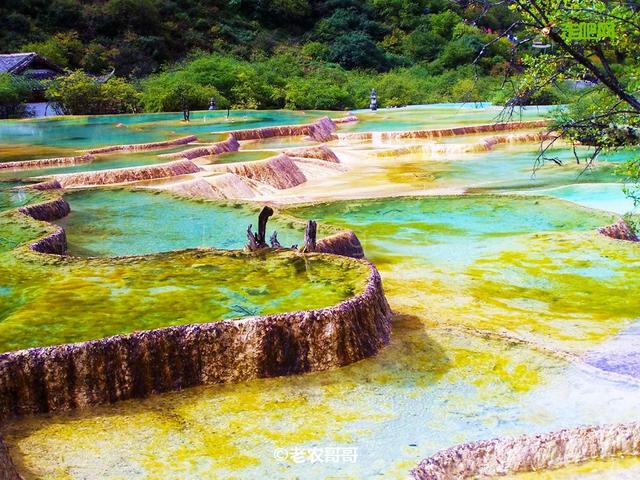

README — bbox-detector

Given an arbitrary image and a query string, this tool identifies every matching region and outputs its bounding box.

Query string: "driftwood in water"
[270,231,282,248]
[246,208,318,253]
[246,206,274,250]
[301,220,317,253]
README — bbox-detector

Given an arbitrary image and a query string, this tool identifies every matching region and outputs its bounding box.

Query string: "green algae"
[4,194,640,479]
[2,107,640,479]
[290,195,639,352]
[0,247,368,353]
[0,190,369,352]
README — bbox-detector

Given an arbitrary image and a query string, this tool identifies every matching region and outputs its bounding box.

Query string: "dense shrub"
[0,74,33,118]
[45,71,140,115]
[140,72,225,112]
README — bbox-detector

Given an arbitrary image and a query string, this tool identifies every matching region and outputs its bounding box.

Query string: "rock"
[18,198,70,221]
[285,145,340,163]
[160,135,240,160]
[228,116,337,143]
[86,135,198,154]
[337,120,550,143]
[55,160,201,187]
[316,230,365,259]
[0,154,95,171]
[598,219,639,242]
[411,422,640,479]
[207,154,306,190]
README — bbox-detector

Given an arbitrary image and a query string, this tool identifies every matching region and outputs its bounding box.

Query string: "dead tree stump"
[246,206,274,250]
[301,220,317,253]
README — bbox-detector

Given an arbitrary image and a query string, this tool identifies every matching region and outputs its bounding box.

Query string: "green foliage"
[0,74,33,119]
[22,32,83,69]
[623,213,639,235]
[140,73,225,113]
[620,157,640,207]
[451,78,482,103]
[2,0,514,77]
[302,42,331,62]
[329,31,390,70]
[285,76,352,110]
[45,71,140,115]
[402,26,445,62]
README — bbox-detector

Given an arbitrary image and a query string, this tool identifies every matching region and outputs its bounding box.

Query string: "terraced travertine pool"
[0,190,367,352]
[0,104,638,479]
[4,195,640,479]
[0,109,341,153]
[54,189,304,256]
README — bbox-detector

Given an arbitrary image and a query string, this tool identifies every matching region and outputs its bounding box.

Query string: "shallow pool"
[4,194,639,479]
[56,189,305,256]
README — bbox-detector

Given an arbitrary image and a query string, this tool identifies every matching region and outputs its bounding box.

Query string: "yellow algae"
[3,314,587,479]
[1,115,639,480]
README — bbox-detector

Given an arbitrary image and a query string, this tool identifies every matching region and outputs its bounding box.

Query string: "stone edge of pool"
[1,192,392,419]
[0,257,391,418]
[411,421,640,479]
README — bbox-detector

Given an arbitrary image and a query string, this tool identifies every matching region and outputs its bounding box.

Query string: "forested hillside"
[1,0,570,113]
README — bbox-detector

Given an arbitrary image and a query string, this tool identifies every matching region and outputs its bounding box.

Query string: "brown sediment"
[85,135,198,154]
[16,197,70,254]
[411,422,640,479]
[0,154,95,171]
[316,230,365,258]
[18,198,70,222]
[339,120,550,143]
[28,227,67,255]
[54,159,201,187]
[0,258,391,420]
[334,115,359,124]
[206,173,256,198]
[227,116,337,142]
[159,135,240,160]
[29,180,62,191]
[207,154,306,190]
[0,436,20,480]
[162,178,225,199]
[598,219,639,242]
[285,145,340,163]
[374,131,553,157]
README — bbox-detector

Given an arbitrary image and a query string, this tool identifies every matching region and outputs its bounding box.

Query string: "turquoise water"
[6,194,640,479]
[56,189,305,256]
[342,104,555,132]
[456,147,624,192]
[0,110,337,150]
[1,106,640,479]
[518,183,637,215]
[0,147,193,183]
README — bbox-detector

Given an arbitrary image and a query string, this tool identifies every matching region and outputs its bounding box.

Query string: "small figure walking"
[182,99,190,122]
[369,88,378,111]
[208,97,217,111]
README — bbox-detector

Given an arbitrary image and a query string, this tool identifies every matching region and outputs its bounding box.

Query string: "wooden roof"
[0,52,64,76]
